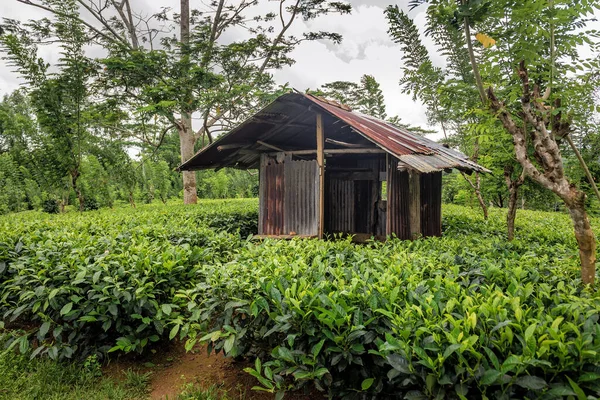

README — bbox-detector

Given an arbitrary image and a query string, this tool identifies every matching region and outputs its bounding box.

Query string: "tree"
[357,75,387,120]
[1,1,96,211]
[313,80,361,108]
[386,5,490,220]
[13,0,352,204]
[408,0,599,283]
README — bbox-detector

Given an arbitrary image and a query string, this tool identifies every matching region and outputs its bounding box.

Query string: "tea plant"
[0,200,257,360]
[180,205,600,399]
[1,200,599,399]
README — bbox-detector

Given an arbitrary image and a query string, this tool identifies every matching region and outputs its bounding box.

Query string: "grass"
[0,335,229,400]
[0,340,149,399]
[175,384,231,400]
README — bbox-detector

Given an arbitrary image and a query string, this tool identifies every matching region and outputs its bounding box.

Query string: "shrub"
[2,201,600,399]
[0,199,257,360]
[42,199,60,214]
[82,197,99,211]
[179,206,600,399]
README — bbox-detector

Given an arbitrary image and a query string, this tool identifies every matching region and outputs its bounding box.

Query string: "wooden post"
[408,169,421,239]
[258,154,267,235]
[386,154,391,236]
[317,113,325,239]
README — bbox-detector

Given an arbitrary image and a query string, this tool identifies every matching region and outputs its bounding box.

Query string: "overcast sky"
[1,0,598,140]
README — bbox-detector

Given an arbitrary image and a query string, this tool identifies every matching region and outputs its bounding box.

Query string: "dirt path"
[104,342,321,400]
[148,344,270,400]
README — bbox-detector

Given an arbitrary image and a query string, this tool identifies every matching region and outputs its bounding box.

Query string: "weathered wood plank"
[269,148,385,155]
[408,170,421,239]
[317,113,325,239]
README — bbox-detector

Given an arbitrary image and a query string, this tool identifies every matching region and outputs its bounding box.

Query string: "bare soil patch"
[103,341,322,399]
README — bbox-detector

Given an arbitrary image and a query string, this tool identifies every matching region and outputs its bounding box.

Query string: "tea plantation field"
[1,200,599,399]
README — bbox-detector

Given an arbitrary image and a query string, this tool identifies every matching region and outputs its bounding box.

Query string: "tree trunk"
[505,166,525,241]
[565,191,596,284]
[178,0,197,205]
[506,185,518,241]
[71,170,84,211]
[179,118,198,205]
[487,63,597,284]
[129,190,136,208]
[474,172,488,220]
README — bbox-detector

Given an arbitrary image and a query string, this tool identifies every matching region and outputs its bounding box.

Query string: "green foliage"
[82,197,99,211]
[42,199,60,214]
[2,200,600,398]
[175,203,598,398]
[0,333,145,399]
[197,169,258,200]
[0,200,257,360]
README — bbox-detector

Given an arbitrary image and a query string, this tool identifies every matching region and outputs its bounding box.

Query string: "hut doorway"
[324,155,387,238]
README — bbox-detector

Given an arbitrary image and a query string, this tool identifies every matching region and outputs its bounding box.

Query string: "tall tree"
[1,0,96,210]
[386,5,490,220]
[357,74,387,120]
[406,0,599,283]
[12,0,352,204]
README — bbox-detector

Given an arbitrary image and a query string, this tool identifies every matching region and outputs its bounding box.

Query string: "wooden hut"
[179,92,488,240]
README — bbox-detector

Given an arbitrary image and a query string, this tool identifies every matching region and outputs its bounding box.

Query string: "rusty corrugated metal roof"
[179,92,490,174]
[303,93,490,173]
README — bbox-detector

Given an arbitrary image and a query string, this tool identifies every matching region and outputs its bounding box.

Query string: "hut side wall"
[386,155,442,239]
[420,171,442,237]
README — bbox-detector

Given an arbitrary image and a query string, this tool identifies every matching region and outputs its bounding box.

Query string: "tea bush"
[179,206,600,399]
[0,200,257,359]
[1,201,599,399]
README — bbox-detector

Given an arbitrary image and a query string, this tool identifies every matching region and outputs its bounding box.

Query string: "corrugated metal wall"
[258,154,441,239]
[421,171,442,237]
[325,179,355,233]
[284,160,319,235]
[260,159,285,235]
[386,156,411,240]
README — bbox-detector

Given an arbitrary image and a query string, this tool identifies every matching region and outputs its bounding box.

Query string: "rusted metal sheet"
[284,159,319,236]
[260,159,285,235]
[387,156,411,240]
[309,98,433,156]
[421,171,442,237]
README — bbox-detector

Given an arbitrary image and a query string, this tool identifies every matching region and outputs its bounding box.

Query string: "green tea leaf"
[161,304,172,316]
[515,376,547,390]
[224,334,235,353]
[361,378,375,390]
[39,321,51,338]
[480,369,502,385]
[169,324,180,340]
[566,376,587,400]
[60,302,73,316]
